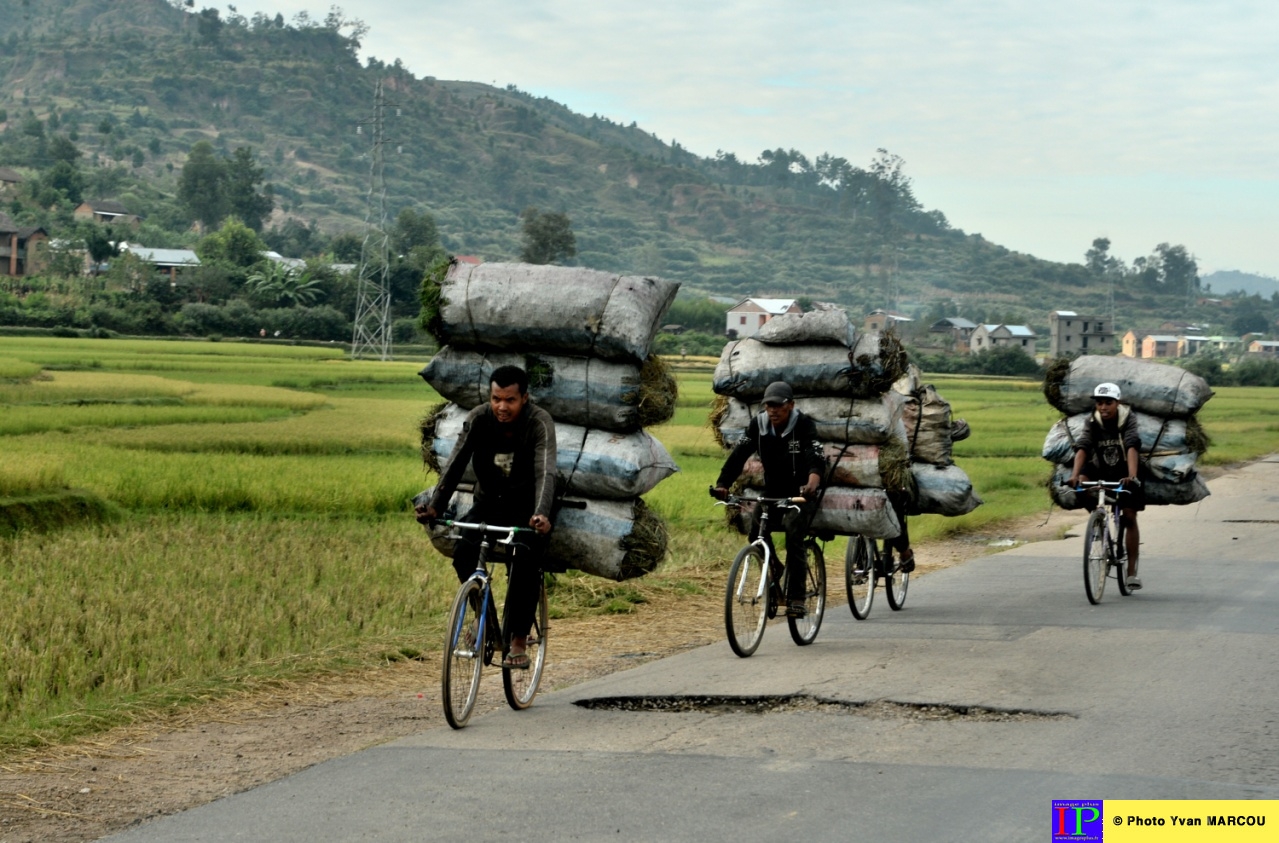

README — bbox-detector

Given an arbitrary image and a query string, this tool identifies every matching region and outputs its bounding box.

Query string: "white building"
[971,323,1037,357]
[725,297,802,339]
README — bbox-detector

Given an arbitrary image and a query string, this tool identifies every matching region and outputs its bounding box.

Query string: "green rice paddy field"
[2,336,1277,752]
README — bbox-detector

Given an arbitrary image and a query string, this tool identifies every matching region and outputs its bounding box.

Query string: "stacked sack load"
[710,310,914,539]
[416,261,681,581]
[1041,355,1213,508]
[890,365,983,516]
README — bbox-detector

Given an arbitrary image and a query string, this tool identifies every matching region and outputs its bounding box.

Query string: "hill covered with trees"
[1,0,1267,339]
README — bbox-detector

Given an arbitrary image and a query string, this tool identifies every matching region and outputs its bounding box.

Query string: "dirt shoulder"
[0,507,1086,843]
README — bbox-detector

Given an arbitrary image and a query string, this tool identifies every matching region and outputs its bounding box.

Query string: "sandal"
[502,650,531,670]
[899,550,915,574]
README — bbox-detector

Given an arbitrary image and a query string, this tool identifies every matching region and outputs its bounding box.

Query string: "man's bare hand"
[414,503,437,525]
[529,514,551,534]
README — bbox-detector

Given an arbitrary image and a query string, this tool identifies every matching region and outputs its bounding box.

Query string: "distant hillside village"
[720,298,1279,363]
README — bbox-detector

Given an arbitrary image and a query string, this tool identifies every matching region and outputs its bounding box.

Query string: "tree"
[82,226,119,277]
[178,141,228,231]
[519,207,576,265]
[391,208,439,255]
[224,147,273,232]
[196,217,267,270]
[247,262,325,308]
[1154,243,1199,302]
[1085,237,1114,276]
[1232,311,1269,337]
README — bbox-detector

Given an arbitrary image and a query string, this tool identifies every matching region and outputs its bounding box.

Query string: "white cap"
[1093,382,1121,400]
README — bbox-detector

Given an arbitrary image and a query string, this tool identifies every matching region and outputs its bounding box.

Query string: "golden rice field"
[2,335,1278,752]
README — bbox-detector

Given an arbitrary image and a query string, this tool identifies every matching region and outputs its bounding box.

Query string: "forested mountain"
[0,0,1255,333]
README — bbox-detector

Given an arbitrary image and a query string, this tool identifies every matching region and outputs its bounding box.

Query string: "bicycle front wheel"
[503,576,548,710]
[442,579,485,729]
[788,540,826,646]
[1083,510,1107,604]
[845,536,876,620]
[725,544,769,657]
[884,553,909,610]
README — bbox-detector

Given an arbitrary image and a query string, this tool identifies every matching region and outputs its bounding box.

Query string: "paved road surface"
[106,459,1279,841]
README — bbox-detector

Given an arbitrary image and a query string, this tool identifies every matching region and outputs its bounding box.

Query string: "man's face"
[764,400,793,429]
[1094,397,1118,421]
[490,382,529,423]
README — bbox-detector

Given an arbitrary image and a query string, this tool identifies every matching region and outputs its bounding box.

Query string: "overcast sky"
[245,1,1279,279]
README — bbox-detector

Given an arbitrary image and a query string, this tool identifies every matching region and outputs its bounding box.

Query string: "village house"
[725,297,802,339]
[863,308,913,333]
[73,199,140,226]
[1141,334,1181,358]
[119,244,201,281]
[970,323,1037,357]
[1048,310,1114,357]
[0,166,22,198]
[928,316,978,351]
[1120,330,1146,357]
[0,212,48,277]
[1247,340,1279,356]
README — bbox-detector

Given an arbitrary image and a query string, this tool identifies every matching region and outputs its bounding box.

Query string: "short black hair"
[490,364,529,394]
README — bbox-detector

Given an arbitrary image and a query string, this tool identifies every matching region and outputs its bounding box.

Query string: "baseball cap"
[1092,382,1121,401]
[762,382,794,405]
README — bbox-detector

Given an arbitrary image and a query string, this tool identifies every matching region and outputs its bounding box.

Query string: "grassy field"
[3,335,1278,752]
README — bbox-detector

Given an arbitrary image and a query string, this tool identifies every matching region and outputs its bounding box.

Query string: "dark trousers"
[451,505,546,641]
[886,492,912,557]
[750,500,816,600]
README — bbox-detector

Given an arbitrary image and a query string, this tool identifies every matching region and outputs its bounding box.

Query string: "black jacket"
[717,409,825,498]
[1075,404,1140,481]
[429,402,558,519]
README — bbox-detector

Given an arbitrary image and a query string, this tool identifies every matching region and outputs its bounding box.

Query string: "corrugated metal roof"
[124,246,200,266]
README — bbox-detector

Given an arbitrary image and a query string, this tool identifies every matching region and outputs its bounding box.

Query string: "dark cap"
[762,381,794,405]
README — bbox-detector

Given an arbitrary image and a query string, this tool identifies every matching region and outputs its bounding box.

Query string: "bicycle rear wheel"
[845,536,876,620]
[788,540,826,645]
[884,546,909,610]
[1083,510,1107,604]
[725,543,769,657]
[503,576,548,710]
[442,579,485,729]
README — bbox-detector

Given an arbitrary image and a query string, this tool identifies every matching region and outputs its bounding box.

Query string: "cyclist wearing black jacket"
[1067,381,1144,590]
[712,381,825,618]
[415,365,557,668]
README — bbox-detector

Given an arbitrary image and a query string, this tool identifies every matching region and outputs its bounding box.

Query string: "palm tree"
[247,262,324,308]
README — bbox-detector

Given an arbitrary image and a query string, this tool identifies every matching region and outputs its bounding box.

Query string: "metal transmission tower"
[351,79,398,360]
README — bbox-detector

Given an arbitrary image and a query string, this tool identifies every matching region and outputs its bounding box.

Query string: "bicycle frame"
[1075,480,1132,603]
[441,520,529,649]
[725,495,804,602]
[1077,482,1127,558]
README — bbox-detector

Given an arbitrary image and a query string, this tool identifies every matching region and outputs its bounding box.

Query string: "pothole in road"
[574,695,1073,722]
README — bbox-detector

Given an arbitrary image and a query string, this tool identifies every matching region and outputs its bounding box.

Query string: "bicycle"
[844,534,909,619]
[1074,480,1136,604]
[714,490,827,657]
[436,518,548,729]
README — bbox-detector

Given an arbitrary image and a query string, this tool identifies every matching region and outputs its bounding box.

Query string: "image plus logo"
[1052,800,1104,841]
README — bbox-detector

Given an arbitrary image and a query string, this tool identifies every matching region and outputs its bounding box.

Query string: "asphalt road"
[105,458,1279,842]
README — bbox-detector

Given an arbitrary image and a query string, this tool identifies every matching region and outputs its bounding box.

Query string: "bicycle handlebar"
[709,486,807,507]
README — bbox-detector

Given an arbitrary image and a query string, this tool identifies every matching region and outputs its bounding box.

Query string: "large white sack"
[810,487,902,539]
[713,339,855,399]
[911,464,983,517]
[429,262,679,363]
[420,346,674,431]
[1045,356,1213,417]
[1046,464,1210,509]
[899,384,955,466]
[430,404,678,499]
[753,310,856,346]
[1041,411,1203,465]
[418,488,667,581]
[716,394,907,447]
[734,441,912,491]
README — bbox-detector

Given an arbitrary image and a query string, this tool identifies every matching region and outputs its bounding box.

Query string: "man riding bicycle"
[712,381,825,618]
[1067,381,1144,590]
[415,365,558,668]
